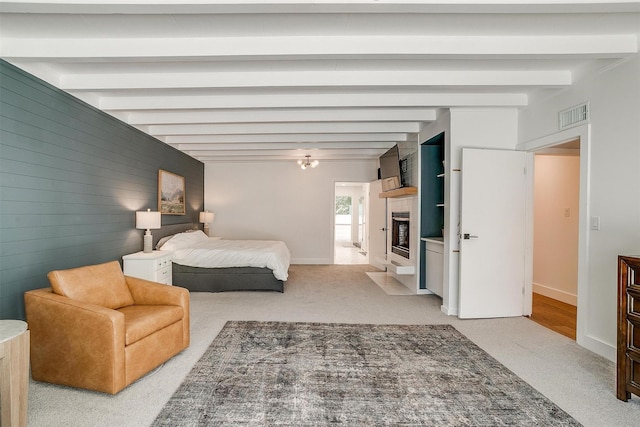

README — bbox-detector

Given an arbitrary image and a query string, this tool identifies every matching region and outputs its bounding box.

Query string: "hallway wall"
[533,155,580,305]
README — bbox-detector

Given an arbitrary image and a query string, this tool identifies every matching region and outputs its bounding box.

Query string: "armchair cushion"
[47,260,134,309]
[117,305,183,346]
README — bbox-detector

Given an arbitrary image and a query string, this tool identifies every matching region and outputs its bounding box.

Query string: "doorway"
[520,124,591,350]
[334,182,369,265]
[531,139,580,340]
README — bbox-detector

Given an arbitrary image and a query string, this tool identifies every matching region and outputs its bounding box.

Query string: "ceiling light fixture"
[298,155,319,170]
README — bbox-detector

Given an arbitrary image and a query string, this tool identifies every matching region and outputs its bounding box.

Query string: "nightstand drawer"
[155,257,172,270]
[157,266,171,284]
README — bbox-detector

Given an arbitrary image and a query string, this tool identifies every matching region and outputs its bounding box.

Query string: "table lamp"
[136,208,161,253]
[199,211,215,237]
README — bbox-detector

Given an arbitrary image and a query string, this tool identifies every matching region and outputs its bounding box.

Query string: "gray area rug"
[153,321,581,426]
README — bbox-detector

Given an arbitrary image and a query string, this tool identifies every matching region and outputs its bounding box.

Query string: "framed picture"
[158,169,185,215]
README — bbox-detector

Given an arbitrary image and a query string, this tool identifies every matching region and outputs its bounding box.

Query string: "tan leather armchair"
[24,260,190,394]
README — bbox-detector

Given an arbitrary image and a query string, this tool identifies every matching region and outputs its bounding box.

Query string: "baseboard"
[291,258,332,265]
[441,304,458,316]
[533,282,577,306]
[578,333,616,362]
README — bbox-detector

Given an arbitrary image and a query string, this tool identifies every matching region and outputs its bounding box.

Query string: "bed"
[156,229,290,293]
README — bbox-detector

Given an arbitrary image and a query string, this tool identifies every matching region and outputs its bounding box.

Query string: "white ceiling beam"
[100,92,528,110]
[148,122,421,136]
[128,108,437,125]
[59,70,572,90]
[3,1,640,14]
[3,35,636,60]
[194,155,380,162]
[163,133,409,144]
[182,148,387,157]
[174,141,396,151]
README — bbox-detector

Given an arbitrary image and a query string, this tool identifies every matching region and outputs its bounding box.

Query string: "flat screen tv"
[379,144,402,191]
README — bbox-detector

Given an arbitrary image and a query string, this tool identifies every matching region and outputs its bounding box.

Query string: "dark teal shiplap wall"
[0,60,204,319]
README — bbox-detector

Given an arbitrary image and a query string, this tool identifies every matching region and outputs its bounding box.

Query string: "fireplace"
[391,212,410,259]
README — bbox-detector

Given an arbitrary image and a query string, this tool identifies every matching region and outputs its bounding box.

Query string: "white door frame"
[517,124,596,354]
[332,181,369,265]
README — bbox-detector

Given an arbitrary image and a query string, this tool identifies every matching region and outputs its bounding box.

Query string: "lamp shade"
[199,211,215,224]
[136,209,161,230]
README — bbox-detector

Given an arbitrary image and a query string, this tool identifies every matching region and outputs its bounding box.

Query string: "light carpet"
[153,320,580,426]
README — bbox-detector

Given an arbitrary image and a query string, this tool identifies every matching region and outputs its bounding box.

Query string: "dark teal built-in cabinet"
[419,132,445,291]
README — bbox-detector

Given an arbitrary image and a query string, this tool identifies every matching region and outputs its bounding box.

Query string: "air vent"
[559,102,590,130]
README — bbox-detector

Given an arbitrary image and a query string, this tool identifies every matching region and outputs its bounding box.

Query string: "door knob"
[380,228,387,231]
[463,233,478,240]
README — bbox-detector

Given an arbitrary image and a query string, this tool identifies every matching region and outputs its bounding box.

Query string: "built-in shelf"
[421,237,444,244]
[378,186,418,198]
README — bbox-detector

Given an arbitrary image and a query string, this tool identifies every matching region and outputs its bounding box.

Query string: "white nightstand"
[123,251,173,285]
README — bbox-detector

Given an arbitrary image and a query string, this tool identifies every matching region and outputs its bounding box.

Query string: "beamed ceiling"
[1,1,639,163]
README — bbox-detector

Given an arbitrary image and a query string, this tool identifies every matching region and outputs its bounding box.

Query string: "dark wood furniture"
[617,255,640,401]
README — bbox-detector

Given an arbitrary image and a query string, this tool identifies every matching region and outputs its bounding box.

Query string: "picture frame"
[158,169,185,215]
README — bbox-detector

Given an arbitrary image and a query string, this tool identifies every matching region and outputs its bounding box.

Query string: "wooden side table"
[0,320,29,427]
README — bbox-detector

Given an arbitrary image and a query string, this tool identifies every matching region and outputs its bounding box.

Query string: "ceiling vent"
[559,102,590,130]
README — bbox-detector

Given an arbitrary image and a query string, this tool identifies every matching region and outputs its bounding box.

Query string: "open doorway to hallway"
[334,182,369,265]
[530,139,580,340]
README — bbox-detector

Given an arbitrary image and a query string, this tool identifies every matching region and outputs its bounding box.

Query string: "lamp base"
[143,232,153,253]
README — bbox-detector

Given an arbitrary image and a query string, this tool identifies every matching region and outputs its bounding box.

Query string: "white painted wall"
[417,108,520,315]
[204,160,377,264]
[451,109,521,315]
[519,54,640,360]
[533,155,580,305]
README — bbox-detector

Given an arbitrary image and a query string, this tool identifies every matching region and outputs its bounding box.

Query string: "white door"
[459,148,529,319]
[368,180,387,270]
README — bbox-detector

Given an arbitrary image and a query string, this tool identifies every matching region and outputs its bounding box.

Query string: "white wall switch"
[590,216,600,231]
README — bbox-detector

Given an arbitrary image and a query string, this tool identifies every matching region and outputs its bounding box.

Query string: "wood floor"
[530,293,577,340]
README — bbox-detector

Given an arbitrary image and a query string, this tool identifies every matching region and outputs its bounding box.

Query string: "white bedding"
[159,231,290,281]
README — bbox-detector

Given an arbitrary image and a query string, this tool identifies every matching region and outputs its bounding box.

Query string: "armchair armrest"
[125,276,189,306]
[125,276,190,347]
[24,288,127,394]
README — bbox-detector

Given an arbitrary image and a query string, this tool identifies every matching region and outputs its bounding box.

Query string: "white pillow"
[155,234,175,250]
[160,230,208,251]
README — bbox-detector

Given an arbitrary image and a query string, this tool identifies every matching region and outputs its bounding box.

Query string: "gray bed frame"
[172,264,284,293]
[152,223,285,293]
